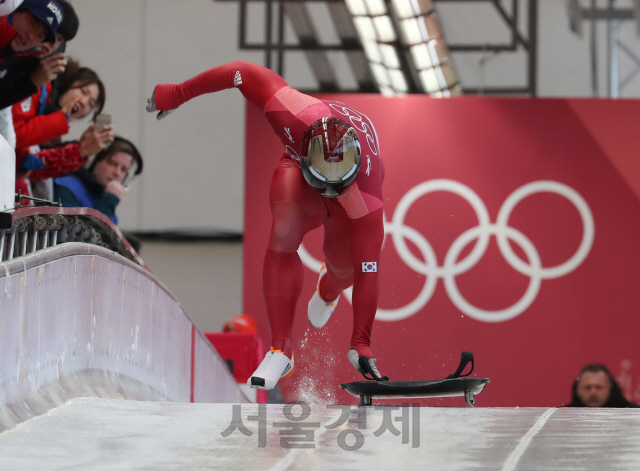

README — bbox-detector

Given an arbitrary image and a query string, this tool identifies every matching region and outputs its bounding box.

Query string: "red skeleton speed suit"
[153,61,385,361]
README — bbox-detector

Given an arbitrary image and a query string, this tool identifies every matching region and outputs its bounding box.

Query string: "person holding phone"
[12,58,113,203]
[0,0,78,111]
[12,58,112,170]
[53,136,143,225]
[13,58,108,150]
[0,0,62,55]
[0,0,77,149]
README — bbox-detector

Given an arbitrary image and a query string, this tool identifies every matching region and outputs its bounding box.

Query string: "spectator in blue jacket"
[53,136,142,224]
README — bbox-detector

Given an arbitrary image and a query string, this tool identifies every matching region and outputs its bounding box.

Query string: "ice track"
[1,400,640,470]
[2,242,640,470]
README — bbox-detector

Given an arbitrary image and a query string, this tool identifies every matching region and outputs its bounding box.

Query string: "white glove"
[146,89,175,121]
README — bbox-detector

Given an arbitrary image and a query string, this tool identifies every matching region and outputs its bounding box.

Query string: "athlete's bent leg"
[251,160,326,389]
[263,159,326,358]
[319,207,354,301]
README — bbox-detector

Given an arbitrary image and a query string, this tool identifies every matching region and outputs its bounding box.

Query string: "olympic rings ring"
[298,179,594,323]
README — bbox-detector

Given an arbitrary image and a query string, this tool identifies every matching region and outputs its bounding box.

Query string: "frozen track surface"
[1,399,639,471]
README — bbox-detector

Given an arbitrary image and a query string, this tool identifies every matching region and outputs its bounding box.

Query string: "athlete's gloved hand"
[146,88,175,121]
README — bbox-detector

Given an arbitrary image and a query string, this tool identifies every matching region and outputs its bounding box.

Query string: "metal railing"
[0,206,143,266]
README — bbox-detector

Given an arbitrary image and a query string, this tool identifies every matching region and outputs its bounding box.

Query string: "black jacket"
[565,375,639,408]
[0,54,41,110]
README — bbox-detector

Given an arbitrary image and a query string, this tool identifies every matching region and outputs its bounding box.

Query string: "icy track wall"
[0,243,248,432]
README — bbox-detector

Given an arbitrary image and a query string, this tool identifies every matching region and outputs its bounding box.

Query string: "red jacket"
[16,142,86,182]
[12,81,69,149]
[0,16,16,54]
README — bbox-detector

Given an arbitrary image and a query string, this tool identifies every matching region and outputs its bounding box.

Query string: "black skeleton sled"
[340,352,490,407]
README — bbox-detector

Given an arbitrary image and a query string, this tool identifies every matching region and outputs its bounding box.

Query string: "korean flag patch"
[362,262,377,272]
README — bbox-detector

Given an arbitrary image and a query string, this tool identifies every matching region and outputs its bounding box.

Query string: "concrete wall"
[137,239,243,333]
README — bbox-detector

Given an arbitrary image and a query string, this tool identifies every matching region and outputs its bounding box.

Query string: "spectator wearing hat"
[0,0,77,110]
[0,0,71,148]
[0,0,62,55]
[53,137,143,225]
[0,0,77,149]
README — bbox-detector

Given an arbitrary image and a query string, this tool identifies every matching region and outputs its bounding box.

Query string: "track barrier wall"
[0,242,248,432]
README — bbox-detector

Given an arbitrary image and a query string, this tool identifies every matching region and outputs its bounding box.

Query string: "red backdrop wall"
[243,96,640,407]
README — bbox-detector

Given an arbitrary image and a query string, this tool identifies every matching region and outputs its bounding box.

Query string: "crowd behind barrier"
[0,0,139,222]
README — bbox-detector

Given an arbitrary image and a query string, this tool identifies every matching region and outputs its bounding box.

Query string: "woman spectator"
[13,58,108,150]
[13,58,113,201]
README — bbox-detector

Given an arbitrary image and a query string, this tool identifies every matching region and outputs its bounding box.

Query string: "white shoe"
[248,349,294,390]
[348,348,388,381]
[308,264,339,328]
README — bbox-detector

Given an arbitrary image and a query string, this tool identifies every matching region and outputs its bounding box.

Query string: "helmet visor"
[306,131,361,183]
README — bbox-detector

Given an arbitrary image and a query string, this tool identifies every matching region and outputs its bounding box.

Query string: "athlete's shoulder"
[272,87,325,115]
[323,100,380,157]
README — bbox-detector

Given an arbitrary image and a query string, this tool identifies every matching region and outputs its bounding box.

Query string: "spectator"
[565,363,639,408]
[13,58,107,150]
[53,137,143,224]
[19,118,115,202]
[0,0,62,55]
[12,58,111,203]
[0,0,69,148]
[0,0,79,111]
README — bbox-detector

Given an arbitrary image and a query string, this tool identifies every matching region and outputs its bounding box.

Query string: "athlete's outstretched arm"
[148,61,288,116]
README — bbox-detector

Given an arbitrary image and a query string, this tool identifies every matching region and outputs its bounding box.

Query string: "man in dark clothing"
[565,363,639,408]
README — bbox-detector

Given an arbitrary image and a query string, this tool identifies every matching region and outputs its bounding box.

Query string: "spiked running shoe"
[248,348,294,390]
[308,264,339,328]
[348,348,389,381]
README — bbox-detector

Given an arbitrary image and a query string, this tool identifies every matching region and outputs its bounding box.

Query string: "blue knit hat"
[18,0,63,43]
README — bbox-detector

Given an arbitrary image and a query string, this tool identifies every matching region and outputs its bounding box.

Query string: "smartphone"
[95,113,112,129]
[53,40,66,54]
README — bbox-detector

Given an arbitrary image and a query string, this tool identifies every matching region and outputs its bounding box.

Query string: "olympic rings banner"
[244,97,640,407]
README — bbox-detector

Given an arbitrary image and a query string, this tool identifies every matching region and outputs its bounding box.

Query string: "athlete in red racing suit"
[147,61,387,390]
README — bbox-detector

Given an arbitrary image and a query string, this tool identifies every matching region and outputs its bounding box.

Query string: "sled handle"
[446,351,475,379]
